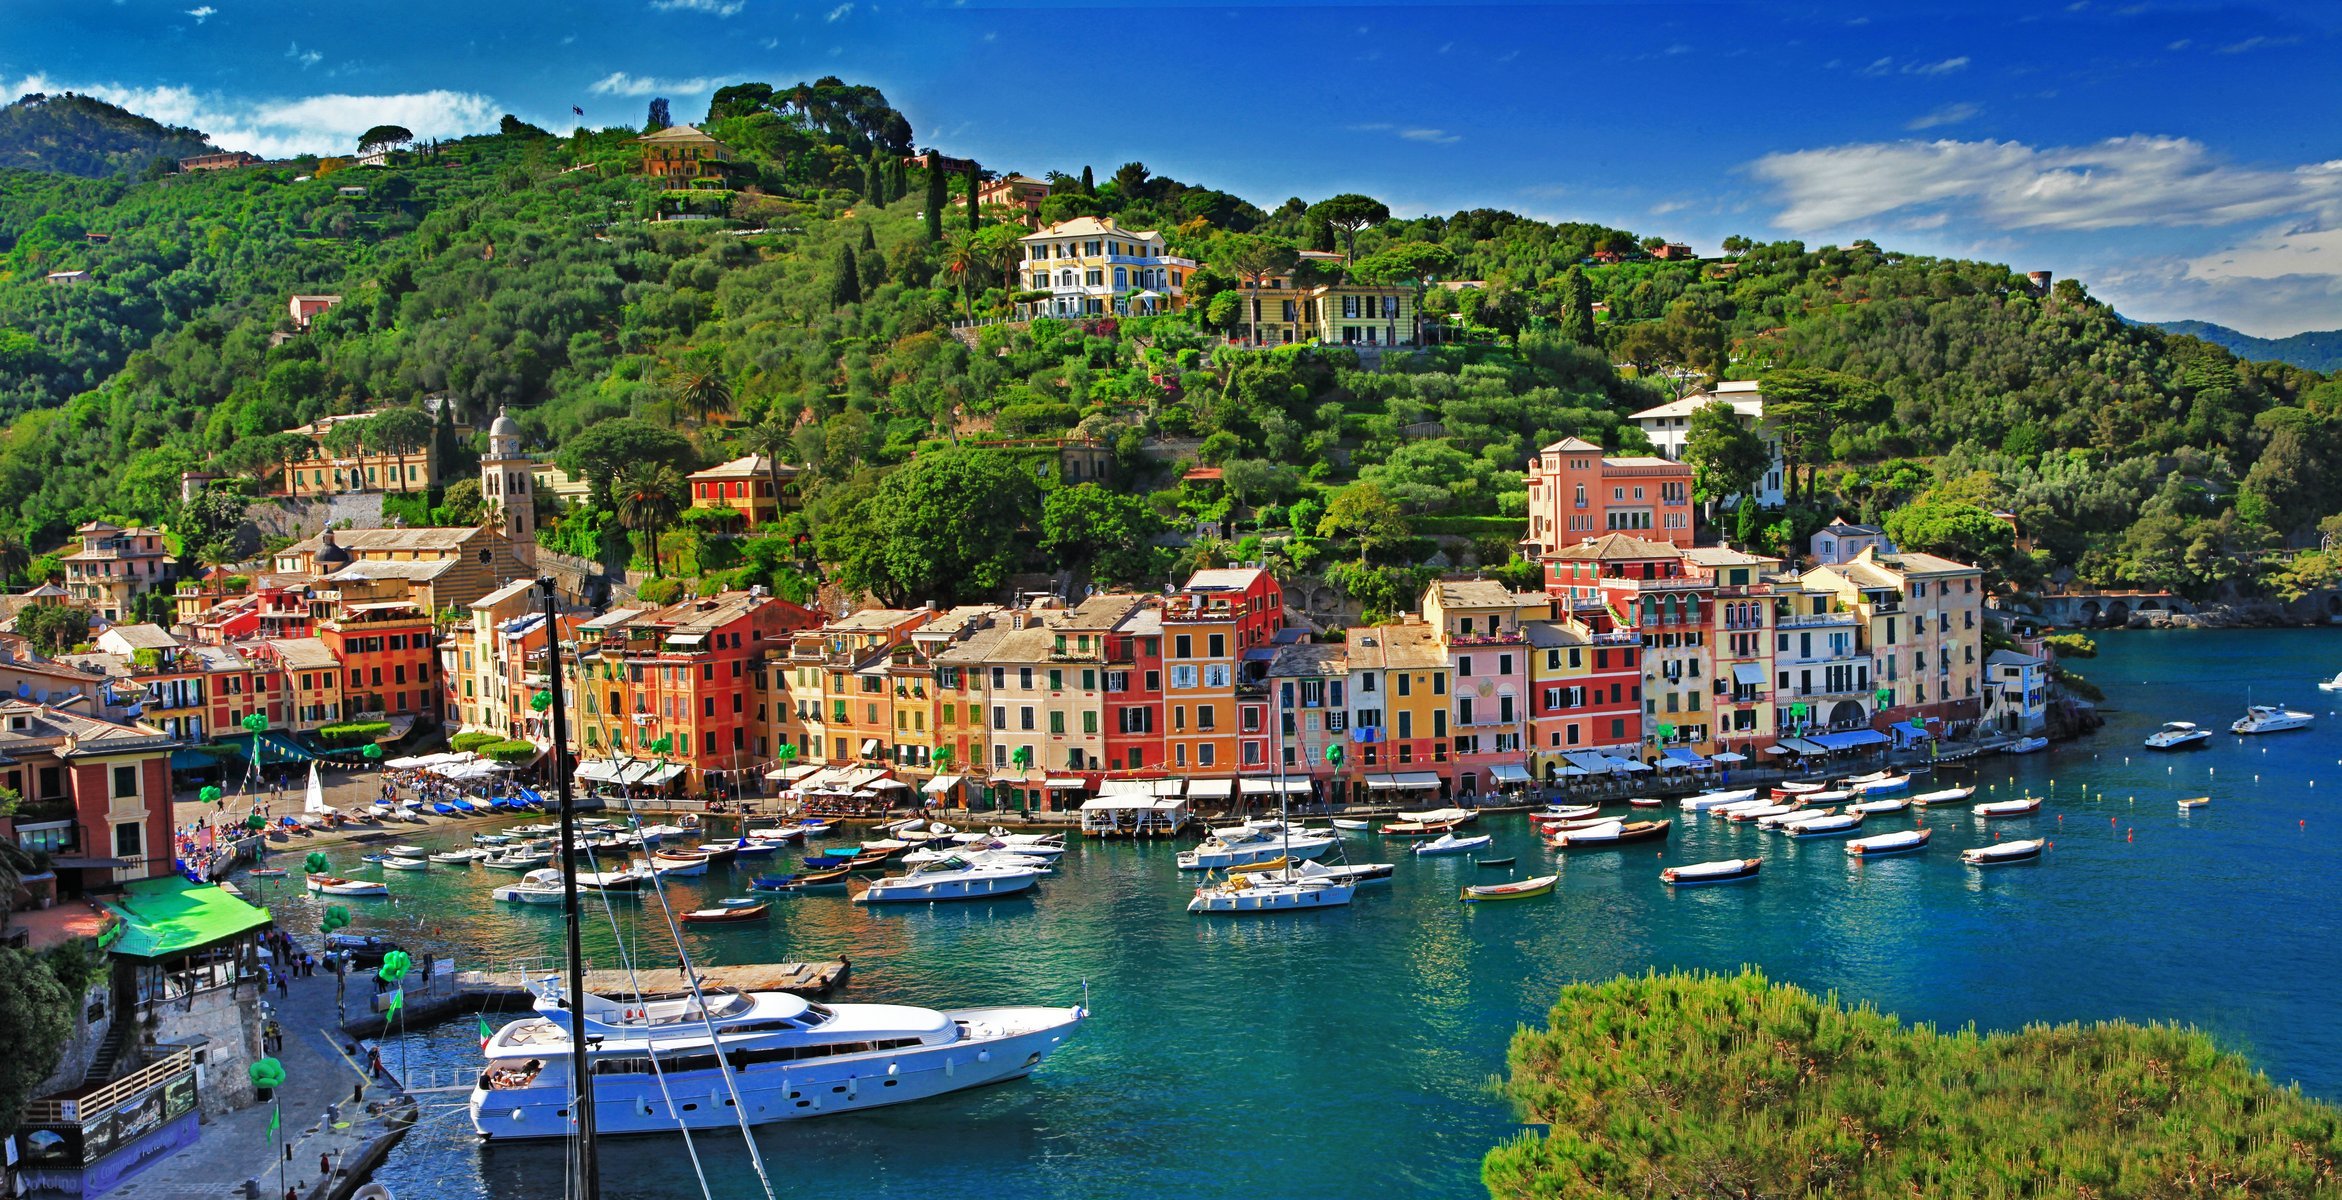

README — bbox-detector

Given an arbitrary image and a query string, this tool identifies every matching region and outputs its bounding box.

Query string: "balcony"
[1778,611,1859,629]
[1448,631,1525,647]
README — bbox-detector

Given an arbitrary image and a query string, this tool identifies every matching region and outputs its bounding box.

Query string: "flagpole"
[273,1096,284,1200]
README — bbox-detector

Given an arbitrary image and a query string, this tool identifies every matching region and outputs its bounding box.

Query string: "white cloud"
[1861,55,1971,78]
[2217,34,2299,54]
[2095,253,2342,338]
[587,72,717,97]
[1399,128,1461,145]
[286,42,322,69]
[185,5,215,21]
[5,74,500,158]
[825,2,852,19]
[1905,101,1982,131]
[1749,134,2342,233]
[649,0,742,15]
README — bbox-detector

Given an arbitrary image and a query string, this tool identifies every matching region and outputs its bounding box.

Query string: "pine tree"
[831,244,862,306]
[1308,217,1336,253]
[1080,165,1094,195]
[963,161,980,232]
[924,166,945,240]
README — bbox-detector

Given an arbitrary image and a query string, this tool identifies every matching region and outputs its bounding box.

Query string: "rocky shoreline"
[2125,603,2341,630]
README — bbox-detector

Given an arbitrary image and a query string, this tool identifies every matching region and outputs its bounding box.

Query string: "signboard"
[18,1065,197,1169]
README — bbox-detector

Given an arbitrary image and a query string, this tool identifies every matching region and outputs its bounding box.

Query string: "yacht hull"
[470,1006,1081,1140]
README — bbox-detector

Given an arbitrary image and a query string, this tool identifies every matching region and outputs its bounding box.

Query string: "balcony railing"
[21,1048,195,1126]
[1777,611,1859,628]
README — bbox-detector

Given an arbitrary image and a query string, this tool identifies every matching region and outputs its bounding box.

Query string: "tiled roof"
[1548,533,1682,561]
[284,527,486,555]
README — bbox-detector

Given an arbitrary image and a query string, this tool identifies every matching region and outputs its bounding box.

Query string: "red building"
[1101,604,1165,774]
[1521,436,1697,553]
[319,600,439,719]
[572,591,825,788]
[0,700,180,895]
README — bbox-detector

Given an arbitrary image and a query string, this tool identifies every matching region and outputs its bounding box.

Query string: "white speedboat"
[307,875,389,896]
[381,856,431,871]
[1756,807,1830,830]
[1678,788,1759,813]
[853,856,1044,904]
[430,848,486,864]
[901,845,1052,872]
[2144,721,2211,750]
[1973,797,2043,818]
[2005,736,2050,754]
[482,851,553,871]
[1962,838,2045,866]
[1909,786,1976,806]
[1846,828,1931,858]
[1187,873,1355,913]
[1177,829,1334,870]
[388,845,426,857]
[1850,774,1909,795]
[492,869,572,905]
[2319,671,2342,693]
[470,978,1082,1139]
[1413,832,1493,857]
[1846,797,1909,816]
[2232,704,2313,735]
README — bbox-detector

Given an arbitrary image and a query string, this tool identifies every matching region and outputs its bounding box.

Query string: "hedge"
[317,720,391,745]
[448,731,501,754]
[479,739,540,764]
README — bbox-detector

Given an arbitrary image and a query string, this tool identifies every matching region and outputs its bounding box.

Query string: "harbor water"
[259,628,2342,1200]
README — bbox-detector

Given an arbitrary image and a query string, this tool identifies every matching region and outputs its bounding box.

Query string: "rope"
[614,793,780,1200]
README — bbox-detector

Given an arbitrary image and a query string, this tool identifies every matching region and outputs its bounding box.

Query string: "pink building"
[1520,436,1697,554]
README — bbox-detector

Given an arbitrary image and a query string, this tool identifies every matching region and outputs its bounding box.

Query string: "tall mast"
[540,578,599,1200]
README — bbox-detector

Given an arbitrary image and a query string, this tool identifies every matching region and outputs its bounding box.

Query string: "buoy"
[2127,830,2133,843]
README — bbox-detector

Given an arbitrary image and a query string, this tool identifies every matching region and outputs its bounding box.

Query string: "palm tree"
[612,463,684,577]
[941,234,985,310]
[740,417,797,509]
[666,359,735,428]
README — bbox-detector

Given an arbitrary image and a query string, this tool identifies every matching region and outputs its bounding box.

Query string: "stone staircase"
[82,1018,136,1086]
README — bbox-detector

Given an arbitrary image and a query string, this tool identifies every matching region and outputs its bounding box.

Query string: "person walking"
[276,970,290,1000]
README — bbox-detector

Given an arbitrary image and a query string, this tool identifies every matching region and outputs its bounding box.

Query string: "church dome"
[488,406,521,440]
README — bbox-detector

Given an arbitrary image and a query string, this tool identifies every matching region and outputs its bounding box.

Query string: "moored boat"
[2178,796,2210,812]
[2004,736,2051,754]
[1330,818,1371,830]
[1845,828,1932,858]
[680,902,770,924]
[2232,704,2313,735]
[1678,788,1759,813]
[1460,874,1558,903]
[1783,812,1864,839]
[2320,671,2342,693]
[1412,831,1493,857]
[852,856,1044,904]
[1727,803,1799,823]
[1962,838,2046,866]
[1550,819,1670,848]
[1660,858,1761,886]
[1627,796,1665,808]
[307,875,389,896]
[1771,781,1828,798]
[1972,797,2044,818]
[381,856,431,871]
[1909,786,1976,806]
[1396,806,1478,825]
[1756,806,1831,830]
[1187,873,1355,914]
[2144,721,2211,750]
[1850,774,1910,795]
[1846,797,1909,816]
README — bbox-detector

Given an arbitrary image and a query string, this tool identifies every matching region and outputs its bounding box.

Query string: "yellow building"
[638,125,733,184]
[687,455,799,529]
[1018,217,1196,317]
[278,414,437,497]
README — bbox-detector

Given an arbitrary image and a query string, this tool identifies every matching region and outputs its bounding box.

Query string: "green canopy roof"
[101,876,271,960]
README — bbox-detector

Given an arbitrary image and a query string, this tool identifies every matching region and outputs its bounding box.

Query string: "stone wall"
[150,980,265,1118]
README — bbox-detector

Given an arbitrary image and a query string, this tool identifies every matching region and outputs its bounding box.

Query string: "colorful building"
[1342,618,1450,802]
[317,600,439,720]
[569,592,825,789]
[61,522,176,622]
[1521,438,1698,555]
[1420,580,1534,796]
[0,699,179,893]
[1018,217,1195,317]
[1799,548,1987,735]
[638,124,733,183]
[277,413,438,497]
[687,454,798,529]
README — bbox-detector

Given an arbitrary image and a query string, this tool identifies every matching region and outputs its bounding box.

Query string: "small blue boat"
[803,852,857,868]
[450,798,479,813]
[432,802,458,816]
[730,839,780,858]
[521,787,546,807]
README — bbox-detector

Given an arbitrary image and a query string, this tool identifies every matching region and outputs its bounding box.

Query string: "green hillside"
[2152,318,2342,374]
[0,92,215,178]
[0,77,2335,609]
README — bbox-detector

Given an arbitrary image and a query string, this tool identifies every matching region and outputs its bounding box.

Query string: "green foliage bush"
[448,731,501,753]
[1489,968,2342,1199]
[318,720,391,745]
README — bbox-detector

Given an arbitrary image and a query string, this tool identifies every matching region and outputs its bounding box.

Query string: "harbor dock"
[456,960,851,1001]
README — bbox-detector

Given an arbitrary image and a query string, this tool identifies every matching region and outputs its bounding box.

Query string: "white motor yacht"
[2144,721,2212,750]
[1177,828,1335,870]
[852,856,1044,903]
[2319,671,2342,693]
[2232,704,2314,735]
[470,978,1081,1139]
[900,845,1053,872]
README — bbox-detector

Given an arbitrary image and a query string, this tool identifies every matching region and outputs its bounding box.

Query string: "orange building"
[687,455,798,528]
[1519,436,1697,553]
[1159,569,1283,789]
[638,125,733,183]
[318,600,439,719]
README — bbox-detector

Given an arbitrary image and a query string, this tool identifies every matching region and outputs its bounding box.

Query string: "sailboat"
[303,761,332,822]
[469,580,1085,1148]
[1189,738,1356,914]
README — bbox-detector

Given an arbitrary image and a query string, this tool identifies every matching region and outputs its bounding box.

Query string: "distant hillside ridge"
[2152,318,2342,374]
[0,91,216,178]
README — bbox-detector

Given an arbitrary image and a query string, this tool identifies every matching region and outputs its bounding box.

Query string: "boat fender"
[886,1062,898,1076]
[977,1050,991,1063]
[944,1058,955,1078]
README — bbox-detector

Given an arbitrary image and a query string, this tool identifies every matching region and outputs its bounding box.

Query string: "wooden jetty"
[456,960,850,1001]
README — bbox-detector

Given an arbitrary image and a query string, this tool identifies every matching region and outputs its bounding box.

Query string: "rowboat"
[381,856,431,871]
[248,867,288,878]
[1757,807,1831,830]
[751,865,854,891]
[1379,819,1463,837]
[680,902,770,924]
[1910,786,1976,806]
[1678,788,1759,813]
[1845,828,1931,858]
[429,849,485,864]
[389,845,426,857]
[1962,838,2046,866]
[1414,832,1493,857]
[1727,803,1799,823]
[1529,805,1602,824]
[1660,858,1761,886]
[306,875,389,896]
[646,853,708,877]
[1851,774,1910,795]
[1397,807,1478,825]
[1550,819,1671,848]
[2178,796,2210,811]
[1331,818,1372,830]
[1474,856,1517,868]
[1972,797,2043,818]
[1772,781,1828,798]
[432,803,458,816]
[2005,735,2051,753]
[1846,798,1909,816]
[1627,796,1665,808]
[1460,875,1558,903]
[1783,813,1865,839]
[1841,770,1894,786]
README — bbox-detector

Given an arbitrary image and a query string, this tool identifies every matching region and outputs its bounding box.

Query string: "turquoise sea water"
[260,628,2342,1200]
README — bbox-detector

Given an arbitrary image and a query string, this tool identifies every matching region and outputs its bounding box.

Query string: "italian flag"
[478,1017,494,1049]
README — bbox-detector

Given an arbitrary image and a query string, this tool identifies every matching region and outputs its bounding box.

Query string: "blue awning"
[1806,729,1890,751]
[1662,747,1713,768]
[168,748,221,772]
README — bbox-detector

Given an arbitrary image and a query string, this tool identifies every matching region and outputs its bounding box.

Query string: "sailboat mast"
[539,579,600,1199]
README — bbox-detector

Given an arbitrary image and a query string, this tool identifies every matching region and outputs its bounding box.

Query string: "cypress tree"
[831,244,862,306]
[888,156,907,203]
[862,155,882,203]
[860,223,878,252]
[1558,266,1597,345]
[1080,165,1095,195]
[963,161,980,231]
[924,165,945,240]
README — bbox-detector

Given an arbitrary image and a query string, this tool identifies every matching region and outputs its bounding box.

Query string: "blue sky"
[8,0,2342,335]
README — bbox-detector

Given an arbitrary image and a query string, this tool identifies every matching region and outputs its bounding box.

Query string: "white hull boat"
[2320,672,2342,694]
[382,856,431,871]
[1178,833,1334,870]
[1331,818,1372,830]
[1909,786,1975,806]
[1846,798,1909,816]
[471,979,1082,1139]
[1413,832,1493,857]
[1396,807,1477,825]
[2144,721,2211,750]
[1757,807,1830,830]
[854,857,1044,904]
[1783,813,1864,839]
[1973,797,2044,818]
[1188,875,1356,913]
[1846,828,1931,858]
[1962,838,2045,866]
[2232,705,2313,735]
[1850,774,1909,795]
[2005,736,2050,754]
[1678,788,1760,813]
